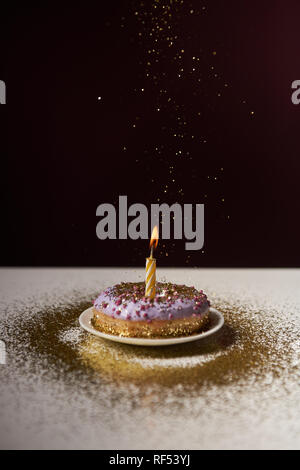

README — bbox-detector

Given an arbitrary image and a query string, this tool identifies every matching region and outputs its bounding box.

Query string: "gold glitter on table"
[3,298,297,390]
[1,268,300,449]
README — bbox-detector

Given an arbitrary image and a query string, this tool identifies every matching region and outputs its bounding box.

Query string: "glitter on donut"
[91,282,210,338]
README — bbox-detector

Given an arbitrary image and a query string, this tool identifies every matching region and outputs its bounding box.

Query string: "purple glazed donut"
[92,282,210,338]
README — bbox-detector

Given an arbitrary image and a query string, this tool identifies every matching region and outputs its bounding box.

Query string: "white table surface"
[0,268,300,449]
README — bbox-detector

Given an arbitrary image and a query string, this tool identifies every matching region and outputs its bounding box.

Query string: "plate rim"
[79,306,224,346]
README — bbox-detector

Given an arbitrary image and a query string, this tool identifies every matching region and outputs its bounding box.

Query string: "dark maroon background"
[1,1,300,267]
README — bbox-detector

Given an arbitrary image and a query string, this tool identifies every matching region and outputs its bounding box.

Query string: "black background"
[1,1,300,267]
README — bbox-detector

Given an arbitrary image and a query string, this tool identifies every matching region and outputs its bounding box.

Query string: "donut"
[92,282,210,338]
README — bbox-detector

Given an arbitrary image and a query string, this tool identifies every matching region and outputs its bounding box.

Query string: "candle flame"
[150,225,159,250]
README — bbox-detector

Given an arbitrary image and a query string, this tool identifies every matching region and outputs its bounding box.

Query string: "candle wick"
[150,245,153,258]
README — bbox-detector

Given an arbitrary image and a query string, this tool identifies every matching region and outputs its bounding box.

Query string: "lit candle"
[145,226,158,299]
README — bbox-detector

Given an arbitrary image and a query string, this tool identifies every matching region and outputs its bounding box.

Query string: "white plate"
[79,307,224,346]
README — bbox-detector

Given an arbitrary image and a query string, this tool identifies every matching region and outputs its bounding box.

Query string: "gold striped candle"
[145,225,158,298]
[145,256,156,298]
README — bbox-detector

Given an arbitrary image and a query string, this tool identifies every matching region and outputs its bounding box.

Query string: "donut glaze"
[93,282,210,322]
